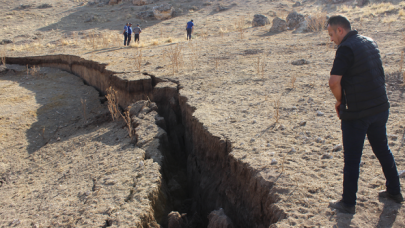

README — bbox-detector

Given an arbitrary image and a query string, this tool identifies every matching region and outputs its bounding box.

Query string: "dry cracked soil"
[1,0,405,227]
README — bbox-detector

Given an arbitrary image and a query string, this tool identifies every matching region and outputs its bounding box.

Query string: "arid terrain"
[1,0,405,227]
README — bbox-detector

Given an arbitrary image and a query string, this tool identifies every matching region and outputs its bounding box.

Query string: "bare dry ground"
[1,0,405,227]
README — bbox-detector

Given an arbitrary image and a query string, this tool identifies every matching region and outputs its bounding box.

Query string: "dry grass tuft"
[134,49,142,72]
[1,46,5,66]
[307,12,327,32]
[29,65,40,76]
[121,109,134,139]
[105,88,134,138]
[364,3,399,17]
[152,39,159,46]
[274,96,281,124]
[291,74,297,89]
[106,87,121,121]
[399,9,405,18]
[60,39,70,46]
[165,44,183,75]
[236,16,245,39]
[257,55,266,79]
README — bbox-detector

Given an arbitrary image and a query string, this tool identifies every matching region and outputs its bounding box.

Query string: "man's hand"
[329,74,342,118]
[335,100,341,118]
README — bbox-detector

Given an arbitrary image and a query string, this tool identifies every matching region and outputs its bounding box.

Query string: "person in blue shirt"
[123,23,129,46]
[186,20,194,40]
[127,23,133,46]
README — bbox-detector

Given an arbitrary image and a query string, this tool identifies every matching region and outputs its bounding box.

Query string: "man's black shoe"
[329,200,355,214]
[378,190,404,203]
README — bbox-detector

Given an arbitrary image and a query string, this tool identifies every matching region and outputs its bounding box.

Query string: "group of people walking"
[122,19,194,46]
[123,23,142,46]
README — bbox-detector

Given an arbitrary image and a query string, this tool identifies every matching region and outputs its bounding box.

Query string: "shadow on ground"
[0,65,118,154]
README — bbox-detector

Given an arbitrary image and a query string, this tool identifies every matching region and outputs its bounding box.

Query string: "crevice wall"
[5,55,285,228]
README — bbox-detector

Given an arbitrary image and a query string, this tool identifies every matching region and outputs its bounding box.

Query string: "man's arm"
[329,74,342,117]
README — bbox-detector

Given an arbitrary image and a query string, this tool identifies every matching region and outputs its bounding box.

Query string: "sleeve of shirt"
[330,46,354,76]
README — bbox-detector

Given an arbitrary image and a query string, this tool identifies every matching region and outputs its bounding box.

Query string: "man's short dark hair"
[191,19,193,22]
[328,15,351,31]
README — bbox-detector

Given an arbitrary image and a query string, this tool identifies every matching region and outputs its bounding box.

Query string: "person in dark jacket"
[123,23,129,46]
[127,23,133,46]
[327,15,402,214]
[186,19,194,40]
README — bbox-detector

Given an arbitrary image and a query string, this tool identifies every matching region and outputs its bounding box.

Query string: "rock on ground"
[207,208,234,228]
[137,10,154,19]
[0,39,12,45]
[168,211,187,228]
[133,0,156,6]
[270,17,287,32]
[292,59,309,65]
[356,0,369,6]
[108,0,121,5]
[293,20,309,33]
[286,11,305,29]
[215,3,227,12]
[153,3,173,20]
[252,14,270,27]
[37,3,52,9]
[292,1,301,7]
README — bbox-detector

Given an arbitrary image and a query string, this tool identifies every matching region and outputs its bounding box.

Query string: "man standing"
[127,23,133,46]
[186,19,194,40]
[327,15,402,214]
[134,24,142,43]
[123,23,129,46]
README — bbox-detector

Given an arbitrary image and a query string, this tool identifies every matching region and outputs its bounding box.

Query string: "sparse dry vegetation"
[257,55,266,79]
[121,109,134,139]
[3,0,405,227]
[273,96,281,124]
[307,12,327,32]
[236,16,245,39]
[1,46,5,66]
[165,44,183,74]
[291,74,297,89]
[106,86,121,121]
[134,49,142,72]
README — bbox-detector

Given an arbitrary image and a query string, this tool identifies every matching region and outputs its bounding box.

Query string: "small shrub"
[106,87,121,121]
[165,44,183,75]
[307,12,327,32]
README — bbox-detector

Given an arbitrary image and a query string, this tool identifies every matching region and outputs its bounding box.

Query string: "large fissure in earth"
[5,55,285,228]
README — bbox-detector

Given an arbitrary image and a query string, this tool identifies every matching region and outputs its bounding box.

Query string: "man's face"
[327,25,342,45]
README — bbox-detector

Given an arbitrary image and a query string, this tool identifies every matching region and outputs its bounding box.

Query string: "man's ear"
[336,26,343,35]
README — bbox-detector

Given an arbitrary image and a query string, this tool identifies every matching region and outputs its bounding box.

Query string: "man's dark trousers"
[135,34,139,43]
[124,32,128,46]
[127,34,131,46]
[341,110,401,206]
[186,28,192,40]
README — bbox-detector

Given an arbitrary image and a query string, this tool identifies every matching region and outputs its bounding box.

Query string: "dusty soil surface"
[0,66,162,227]
[1,0,405,227]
